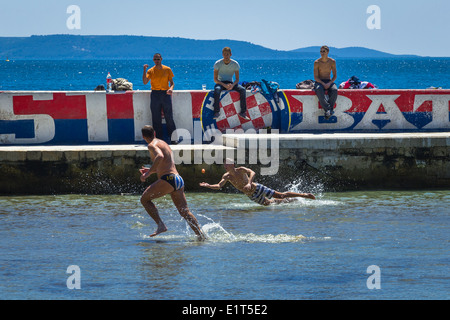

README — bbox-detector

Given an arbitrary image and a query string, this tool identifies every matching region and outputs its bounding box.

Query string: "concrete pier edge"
[0,132,449,195]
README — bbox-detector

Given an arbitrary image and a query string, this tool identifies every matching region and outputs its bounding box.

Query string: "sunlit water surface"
[0,189,448,299]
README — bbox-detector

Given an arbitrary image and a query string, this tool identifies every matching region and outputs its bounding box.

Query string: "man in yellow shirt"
[143,53,178,144]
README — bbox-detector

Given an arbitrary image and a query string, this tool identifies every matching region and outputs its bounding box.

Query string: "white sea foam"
[141,228,310,244]
[139,215,330,244]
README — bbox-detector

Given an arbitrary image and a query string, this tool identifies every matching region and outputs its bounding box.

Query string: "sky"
[0,0,449,57]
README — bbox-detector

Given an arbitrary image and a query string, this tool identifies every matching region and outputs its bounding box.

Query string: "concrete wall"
[1,89,449,194]
[1,89,449,145]
[224,132,450,191]
[1,132,449,194]
[0,145,229,194]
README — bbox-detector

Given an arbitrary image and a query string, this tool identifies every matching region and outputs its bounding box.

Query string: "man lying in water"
[199,159,315,206]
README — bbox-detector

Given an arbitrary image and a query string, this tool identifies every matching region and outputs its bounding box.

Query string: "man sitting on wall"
[213,47,250,121]
[313,46,338,120]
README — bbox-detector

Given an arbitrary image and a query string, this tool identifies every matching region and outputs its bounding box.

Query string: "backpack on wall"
[112,78,133,91]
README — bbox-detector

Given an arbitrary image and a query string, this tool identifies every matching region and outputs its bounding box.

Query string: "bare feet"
[196,232,207,241]
[188,222,207,241]
[149,222,168,237]
[304,193,316,200]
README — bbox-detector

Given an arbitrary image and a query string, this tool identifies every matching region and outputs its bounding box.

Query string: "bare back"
[148,138,178,178]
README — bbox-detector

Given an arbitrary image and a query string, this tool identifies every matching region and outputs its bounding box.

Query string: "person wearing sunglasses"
[313,46,338,120]
[143,53,178,144]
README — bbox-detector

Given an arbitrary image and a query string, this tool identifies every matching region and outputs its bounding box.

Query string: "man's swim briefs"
[160,173,185,191]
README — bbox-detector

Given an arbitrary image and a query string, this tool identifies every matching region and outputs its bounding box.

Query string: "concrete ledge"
[222,132,450,149]
[221,132,450,190]
[0,133,449,194]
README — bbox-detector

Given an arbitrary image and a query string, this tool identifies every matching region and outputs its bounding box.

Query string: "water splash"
[138,213,325,244]
[286,177,325,199]
[204,229,308,243]
[140,226,310,244]
[201,222,236,241]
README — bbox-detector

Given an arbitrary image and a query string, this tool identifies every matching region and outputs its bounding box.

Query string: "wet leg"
[140,180,173,237]
[273,191,316,200]
[171,189,206,240]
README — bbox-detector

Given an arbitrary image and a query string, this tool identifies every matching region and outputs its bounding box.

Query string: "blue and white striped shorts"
[161,173,185,191]
[249,183,275,205]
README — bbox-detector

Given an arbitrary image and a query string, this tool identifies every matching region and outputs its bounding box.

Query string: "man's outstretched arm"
[199,176,228,190]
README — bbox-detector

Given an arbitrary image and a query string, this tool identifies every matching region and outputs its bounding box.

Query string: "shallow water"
[0,189,448,300]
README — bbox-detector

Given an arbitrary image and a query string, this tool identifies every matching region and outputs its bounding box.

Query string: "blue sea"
[0,58,449,303]
[0,58,449,91]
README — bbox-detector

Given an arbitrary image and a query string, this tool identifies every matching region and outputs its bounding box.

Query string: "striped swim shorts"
[249,183,275,205]
[160,173,185,191]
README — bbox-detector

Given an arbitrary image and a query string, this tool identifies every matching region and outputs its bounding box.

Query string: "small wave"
[130,221,147,229]
[146,221,319,244]
[219,196,342,210]
[140,233,185,241]
[304,198,343,207]
[210,232,308,244]
[141,227,308,243]
[137,213,332,244]
[206,231,332,244]
[270,197,343,208]
[201,221,323,243]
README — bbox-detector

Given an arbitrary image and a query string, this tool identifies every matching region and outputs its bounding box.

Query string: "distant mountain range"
[291,46,420,58]
[0,35,422,60]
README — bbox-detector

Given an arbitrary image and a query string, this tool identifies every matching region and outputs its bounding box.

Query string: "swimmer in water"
[140,125,205,240]
[199,159,315,206]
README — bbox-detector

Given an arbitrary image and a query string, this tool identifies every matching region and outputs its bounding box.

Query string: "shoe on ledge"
[239,112,250,121]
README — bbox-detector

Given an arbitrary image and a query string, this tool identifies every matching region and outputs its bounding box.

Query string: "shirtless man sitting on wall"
[199,159,315,206]
[313,45,338,120]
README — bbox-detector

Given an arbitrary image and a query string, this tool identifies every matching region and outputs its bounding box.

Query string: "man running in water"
[140,125,205,240]
[199,159,315,205]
